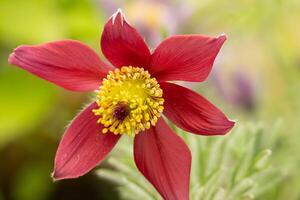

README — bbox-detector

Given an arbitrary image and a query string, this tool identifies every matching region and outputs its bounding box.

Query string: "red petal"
[149,34,226,82]
[161,82,235,135]
[52,102,120,180]
[101,9,151,68]
[134,118,191,200]
[8,40,112,91]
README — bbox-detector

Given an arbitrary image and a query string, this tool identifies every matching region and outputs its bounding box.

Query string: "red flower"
[8,10,234,200]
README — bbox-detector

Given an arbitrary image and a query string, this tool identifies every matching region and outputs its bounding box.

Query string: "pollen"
[93,66,164,135]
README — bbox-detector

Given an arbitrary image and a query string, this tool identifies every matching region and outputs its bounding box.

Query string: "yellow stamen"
[93,66,164,135]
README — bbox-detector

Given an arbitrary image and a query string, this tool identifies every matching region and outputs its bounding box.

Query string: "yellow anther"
[93,66,164,135]
[102,128,108,134]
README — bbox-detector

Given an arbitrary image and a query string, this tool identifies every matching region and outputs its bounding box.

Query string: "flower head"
[8,10,234,200]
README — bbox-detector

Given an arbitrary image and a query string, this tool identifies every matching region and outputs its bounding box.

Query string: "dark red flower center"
[113,103,129,121]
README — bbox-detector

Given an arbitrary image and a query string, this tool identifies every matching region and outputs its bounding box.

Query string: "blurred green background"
[0,0,300,199]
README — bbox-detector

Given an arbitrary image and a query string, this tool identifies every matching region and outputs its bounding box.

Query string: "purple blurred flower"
[213,70,257,112]
[232,72,256,110]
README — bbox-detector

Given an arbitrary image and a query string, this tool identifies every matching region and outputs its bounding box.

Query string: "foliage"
[97,121,284,200]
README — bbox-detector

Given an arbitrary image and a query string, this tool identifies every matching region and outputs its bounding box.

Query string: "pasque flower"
[8,10,234,200]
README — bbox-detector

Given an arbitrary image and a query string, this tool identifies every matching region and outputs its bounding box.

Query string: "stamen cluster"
[93,66,164,135]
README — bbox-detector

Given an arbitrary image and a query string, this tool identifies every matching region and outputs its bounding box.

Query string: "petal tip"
[217,33,227,43]
[8,52,15,65]
[224,118,236,133]
[51,171,62,182]
[230,119,236,126]
[116,8,123,14]
[8,46,20,65]
[51,169,77,181]
[111,8,125,25]
[8,45,28,65]
[230,118,238,123]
